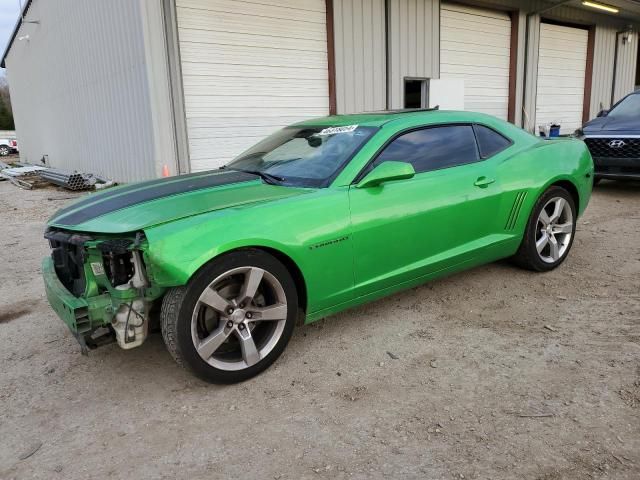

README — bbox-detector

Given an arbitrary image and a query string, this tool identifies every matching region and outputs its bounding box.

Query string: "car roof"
[292,109,507,128]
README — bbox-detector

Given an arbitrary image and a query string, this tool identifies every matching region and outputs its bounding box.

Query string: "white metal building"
[3,0,639,182]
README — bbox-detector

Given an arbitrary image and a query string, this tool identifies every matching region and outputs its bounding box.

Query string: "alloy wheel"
[191,266,288,371]
[535,196,574,263]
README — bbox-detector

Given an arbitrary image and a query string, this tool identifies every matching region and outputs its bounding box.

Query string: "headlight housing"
[97,239,136,287]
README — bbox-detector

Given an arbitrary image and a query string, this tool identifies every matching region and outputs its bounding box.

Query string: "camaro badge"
[309,236,349,250]
[608,139,626,148]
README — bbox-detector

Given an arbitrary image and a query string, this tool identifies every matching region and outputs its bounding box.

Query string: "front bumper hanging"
[42,257,113,353]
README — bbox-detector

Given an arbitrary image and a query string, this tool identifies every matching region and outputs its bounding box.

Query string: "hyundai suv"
[580,90,640,184]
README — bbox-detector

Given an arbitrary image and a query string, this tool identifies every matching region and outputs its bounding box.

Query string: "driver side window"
[372,125,479,174]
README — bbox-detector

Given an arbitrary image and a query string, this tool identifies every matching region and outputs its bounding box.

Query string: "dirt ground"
[0,177,639,480]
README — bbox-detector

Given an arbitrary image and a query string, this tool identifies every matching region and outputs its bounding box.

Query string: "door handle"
[474,176,495,188]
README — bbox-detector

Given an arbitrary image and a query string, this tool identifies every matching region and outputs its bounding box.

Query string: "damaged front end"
[43,228,165,353]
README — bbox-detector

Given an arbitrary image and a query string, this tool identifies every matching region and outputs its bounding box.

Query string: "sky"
[0,0,22,75]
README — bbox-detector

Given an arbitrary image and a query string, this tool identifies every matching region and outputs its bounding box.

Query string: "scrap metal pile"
[0,163,47,189]
[0,160,113,191]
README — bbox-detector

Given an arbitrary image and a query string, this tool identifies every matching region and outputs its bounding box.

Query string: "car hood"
[583,115,640,135]
[48,170,311,234]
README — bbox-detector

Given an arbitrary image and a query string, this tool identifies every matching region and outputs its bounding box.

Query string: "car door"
[348,123,505,297]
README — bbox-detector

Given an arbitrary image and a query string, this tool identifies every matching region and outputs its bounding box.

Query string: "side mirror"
[356,161,415,189]
[597,109,609,117]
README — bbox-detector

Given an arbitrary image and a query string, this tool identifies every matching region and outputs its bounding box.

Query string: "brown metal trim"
[582,25,596,123]
[507,10,519,124]
[325,0,337,115]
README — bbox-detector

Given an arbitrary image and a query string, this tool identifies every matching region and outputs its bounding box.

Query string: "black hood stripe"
[52,171,258,227]
[52,170,219,220]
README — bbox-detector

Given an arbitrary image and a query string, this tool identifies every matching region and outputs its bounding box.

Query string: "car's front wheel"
[161,249,298,384]
[512,186,577,272]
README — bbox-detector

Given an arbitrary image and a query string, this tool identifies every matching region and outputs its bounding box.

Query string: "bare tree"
[0,77,14,130]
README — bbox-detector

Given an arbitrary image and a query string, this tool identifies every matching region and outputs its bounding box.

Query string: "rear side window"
[473,124,512,158]
[372,125,479,174]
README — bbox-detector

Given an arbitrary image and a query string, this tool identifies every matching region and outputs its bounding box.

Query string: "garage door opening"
[175,0,330,172]
[440,3,512,120]
[535,22,589,135]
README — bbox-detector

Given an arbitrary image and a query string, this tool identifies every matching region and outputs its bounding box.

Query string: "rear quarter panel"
[498,138,593,237]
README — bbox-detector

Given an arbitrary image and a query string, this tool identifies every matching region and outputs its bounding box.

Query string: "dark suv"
[580,91,640,184]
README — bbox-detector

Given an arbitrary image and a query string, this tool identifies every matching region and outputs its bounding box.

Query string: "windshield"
[608,94,640,119]
[224,125,378,188]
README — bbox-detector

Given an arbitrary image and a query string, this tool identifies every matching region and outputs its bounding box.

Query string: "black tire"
[160,249,298,384]
[512,186,577,272]
[0,145,9,156]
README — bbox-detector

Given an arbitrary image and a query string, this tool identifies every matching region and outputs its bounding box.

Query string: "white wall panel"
[333,0,386,114]
[590,25,616,116]
[388,0,440,109]
[613,32,639,103]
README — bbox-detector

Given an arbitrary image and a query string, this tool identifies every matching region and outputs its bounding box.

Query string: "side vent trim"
[505,191,527,230]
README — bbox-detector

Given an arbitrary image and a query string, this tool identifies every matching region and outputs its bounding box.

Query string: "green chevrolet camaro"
[43,110,594,383]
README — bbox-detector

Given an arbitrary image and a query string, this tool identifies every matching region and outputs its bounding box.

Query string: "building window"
[404,78,429,108]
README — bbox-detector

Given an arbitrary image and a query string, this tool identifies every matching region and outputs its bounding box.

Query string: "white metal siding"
[535,22,588,135]
[440,4,511,119]
[387,0,440,109]
[613,32,639,104]
[333,0,386,114]
[176,0,330,171]
[586,24,638,116]
[590,24,616,116]
[4,0,162,182]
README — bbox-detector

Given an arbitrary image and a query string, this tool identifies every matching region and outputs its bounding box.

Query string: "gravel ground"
[0,179,639,480]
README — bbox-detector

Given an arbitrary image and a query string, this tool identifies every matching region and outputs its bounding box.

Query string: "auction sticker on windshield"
[318,125,358,135]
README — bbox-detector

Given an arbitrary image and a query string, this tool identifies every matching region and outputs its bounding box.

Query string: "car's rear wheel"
[512,186,576,272]
[161,249,298,384]
[0,145,9,156]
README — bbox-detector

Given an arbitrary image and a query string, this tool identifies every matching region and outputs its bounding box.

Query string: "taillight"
[9,140,16,147]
